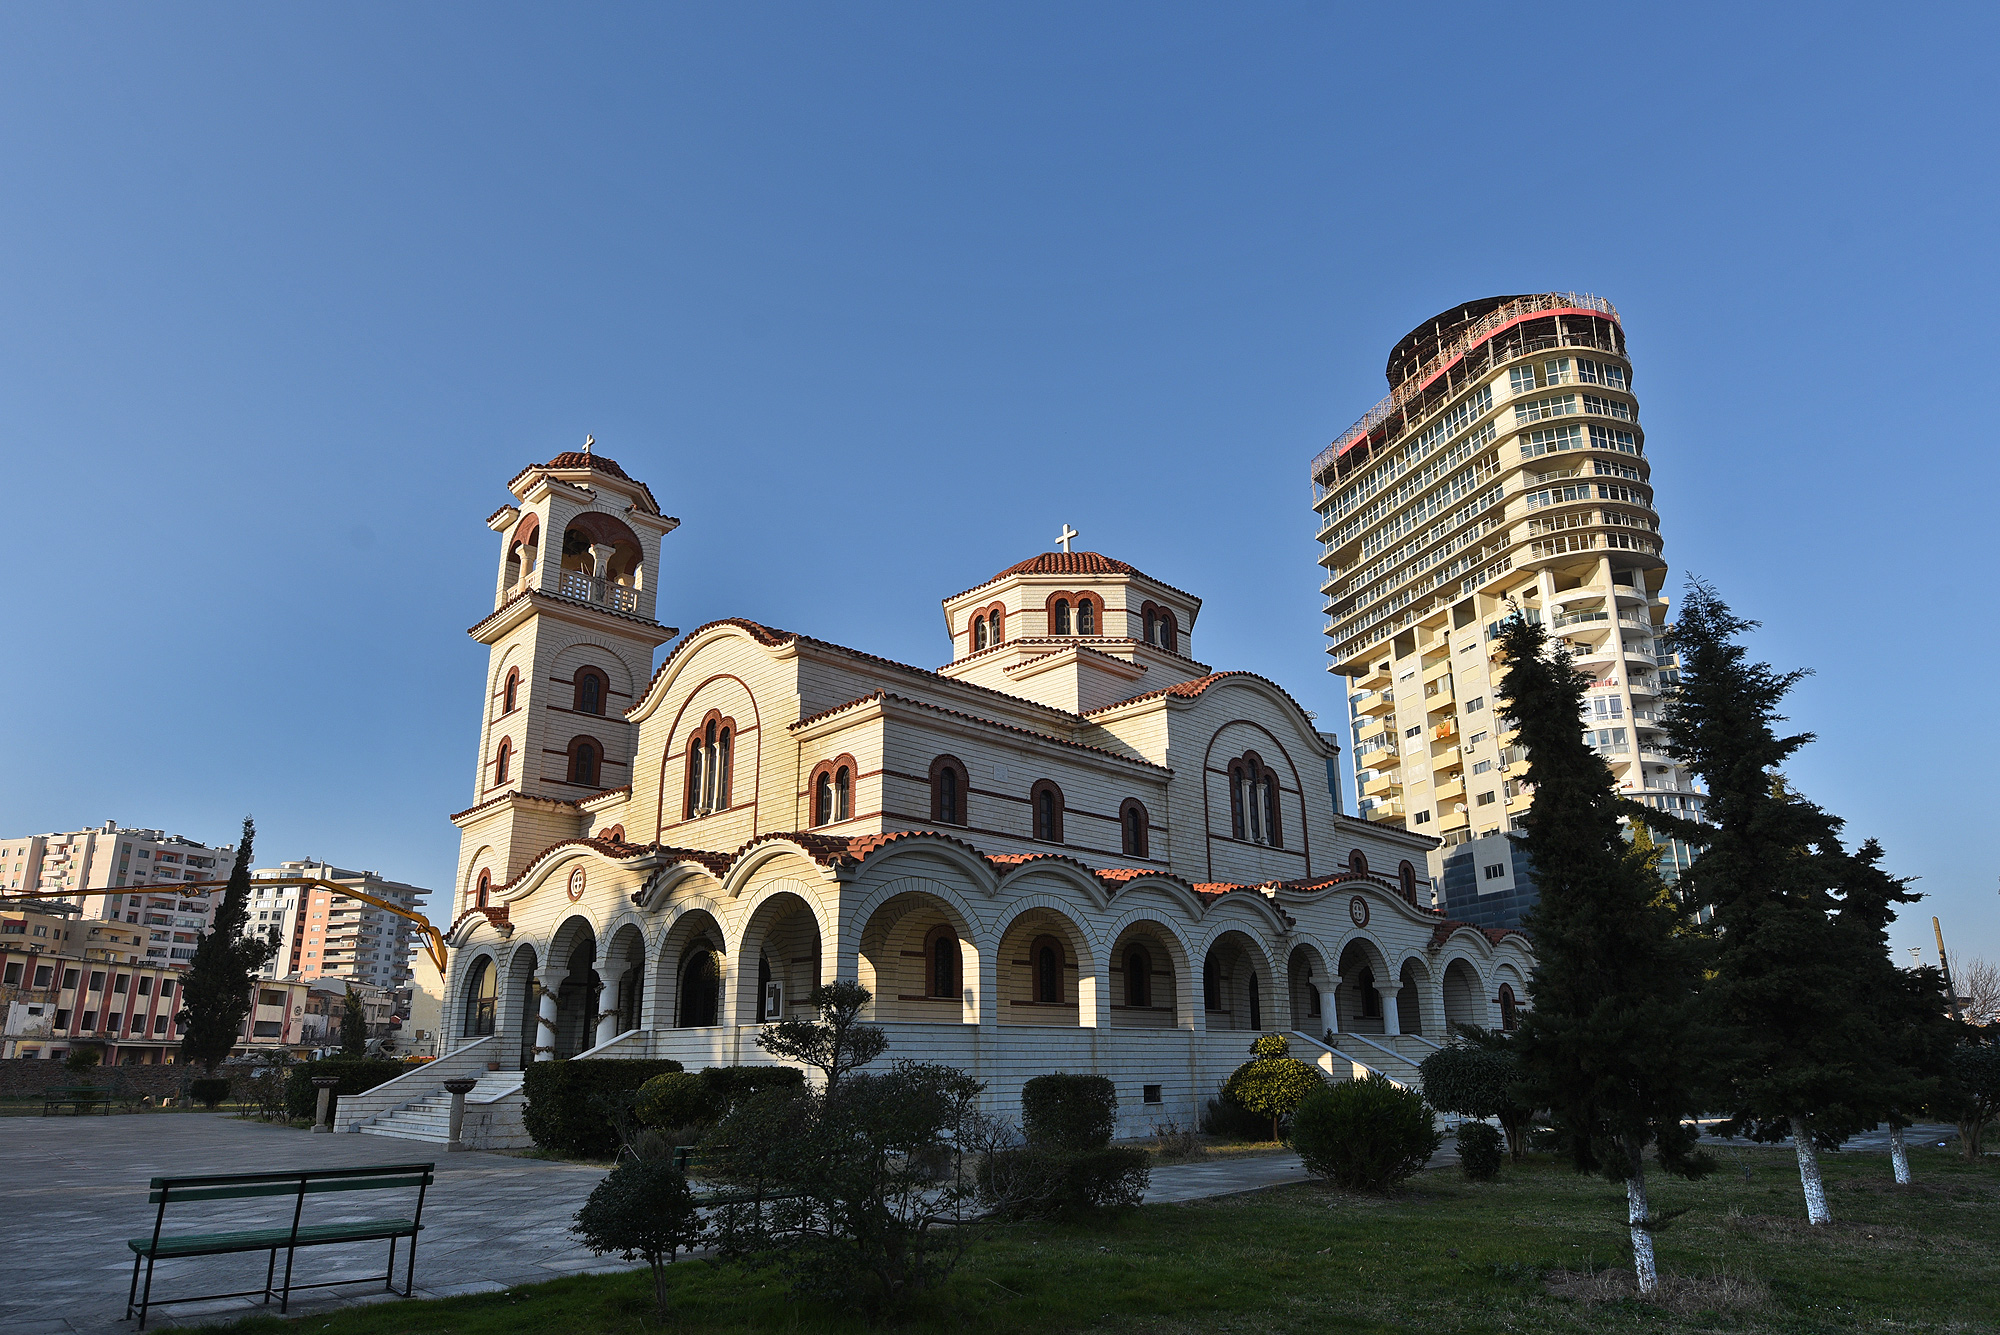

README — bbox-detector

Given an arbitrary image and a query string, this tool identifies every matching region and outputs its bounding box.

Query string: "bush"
[1419,1037,1529,1160]
[699,1064,806,1110]
[572,1158,705,1317]
[1290,1074,1442,1192]
[1456,1121,1504,1181]
[189,1077,232,1109]
[1199,1093,1269,1141]
[1220,1034,1326,1142]
[1020,1073,1118,1150]
[979,1145,1150,1219]
[635,1072,716,1131]
[523,1058,685,1158]
[284,1058,409,1121]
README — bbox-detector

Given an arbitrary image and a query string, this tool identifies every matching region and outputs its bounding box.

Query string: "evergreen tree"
[177,817,277,1074]
[341,986,369,1055]
[1496,609,1715,1294]
[1644,581,1902,1223]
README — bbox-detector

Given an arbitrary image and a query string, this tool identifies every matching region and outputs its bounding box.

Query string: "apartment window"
[137,976,151,995]
[81,1011,97,1030]
[1404,725,1422,738]
[1589,696,1624,720]
[1582,393,1631,421]
[1413,810,1432,825]
[1468,731,1487,746]
[1507,365,1538,395]
[153,1015,168,1034]
[1472,760,1493,775]
[32,965,51,988]
[1476,792,1496,807]
[1514,394,1577,425]
[1484,863,1506,880]
[2,962,19,985]
[54,1009,69,1028]
[88,971,104,991]
[160,979,174,997]
[1465,697,1484,712]
[61,969,78,990]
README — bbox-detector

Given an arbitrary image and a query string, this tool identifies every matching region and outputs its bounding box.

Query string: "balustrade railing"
[557,571,640,614]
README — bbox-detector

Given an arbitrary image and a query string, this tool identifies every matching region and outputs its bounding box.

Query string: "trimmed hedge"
[523,1058,685,1157]
[634,1065,808,1132]
[284,1058,408,1121]
[980,1145,1150,1219]
[697,1064,805,1109]
[1020,1073,1118,1150]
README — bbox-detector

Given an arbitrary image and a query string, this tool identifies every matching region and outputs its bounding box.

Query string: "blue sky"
[2,5,1994,968]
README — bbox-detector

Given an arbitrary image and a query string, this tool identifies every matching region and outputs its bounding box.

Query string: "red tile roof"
[787,688,1169,772]
[507,450,664,515]
[945,551,1203,606]
[1084,670,1324,731]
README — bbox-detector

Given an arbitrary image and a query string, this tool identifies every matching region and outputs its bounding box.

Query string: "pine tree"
[177,817,277,1074]
[1645,581,1902,1223]
[341,986,369,1056]
[1496,609,1715,1294]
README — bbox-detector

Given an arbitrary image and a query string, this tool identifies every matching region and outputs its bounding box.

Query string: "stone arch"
[600,921,648,1042]
[504,943,540,1070]
[1394,954,1433,1037]
[458,948,500,1040]
[1334,935,1394,1036]
[734,889,824,1026]
[545,915,598,1058]
[1493,962,1527,1031]
[461,845,498,916]
[1200,928,1276,1033]
[1287,942,1333,1035]
[1441,956,1484,1034]
[996,903,1097,1027]
[1107,915,1187,1029]
[858,885,979,1025]
[655,906,727,1028]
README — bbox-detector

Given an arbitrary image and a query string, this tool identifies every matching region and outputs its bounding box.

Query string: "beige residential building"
[250,861,427,991]
[1312,293,1704,928]
[0,821,238,967]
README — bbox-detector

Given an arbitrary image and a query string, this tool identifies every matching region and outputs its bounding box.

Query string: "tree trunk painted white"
[1793,1126,1832,1224]
[1626,1162,1658,1295]
[1889,1124,1911,1184]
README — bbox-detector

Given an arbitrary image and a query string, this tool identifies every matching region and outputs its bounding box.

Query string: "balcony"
[1356,691,1396,717]
[1362,773,1401,799]
[1363,800,1405,823]
[1358,739,1399,769]
[1433,778,1466,803]
[1356,663,1393,691]
[556,572,640,615]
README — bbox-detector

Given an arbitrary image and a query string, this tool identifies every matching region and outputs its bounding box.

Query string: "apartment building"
[1312,293,1703,929]
[0,898,313,1062]
[0,820,239,967]
[250,861,427,991]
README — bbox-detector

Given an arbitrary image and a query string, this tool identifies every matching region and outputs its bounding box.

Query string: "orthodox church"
[339,447,1532,1146]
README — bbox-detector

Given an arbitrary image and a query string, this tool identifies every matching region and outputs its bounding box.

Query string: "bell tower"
[452,443,679,916]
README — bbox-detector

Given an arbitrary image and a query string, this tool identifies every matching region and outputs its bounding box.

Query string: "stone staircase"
[357,1071,526,1147]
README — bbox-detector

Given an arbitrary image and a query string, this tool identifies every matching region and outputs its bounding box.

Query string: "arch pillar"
[1320,980,1341,1035]
[594,974,622,1047]
[1380,990,1401,1037]
[535,968,567,1062]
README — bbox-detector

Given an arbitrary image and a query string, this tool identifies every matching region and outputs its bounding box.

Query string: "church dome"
[991,551,1141,581]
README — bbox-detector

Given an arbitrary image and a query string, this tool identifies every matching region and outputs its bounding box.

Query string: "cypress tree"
[1497,609,1714,1294]
[177,817,277,1074]
[1648,581,1901,1223]
[341,986,369,1056]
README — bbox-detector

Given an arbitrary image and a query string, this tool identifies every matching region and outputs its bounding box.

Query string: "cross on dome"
[583,434,594,455]
[1057,523,1079,553]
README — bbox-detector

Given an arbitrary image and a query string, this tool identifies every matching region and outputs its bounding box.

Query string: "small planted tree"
[1418,1034,1530,1161]
[1943,1034,2000,1160]
[756,980,886,1094]
[341,986,369,1056]
[572,1159,705,1317]
[1221,1034,1326,1142]
[178,817,276,1074]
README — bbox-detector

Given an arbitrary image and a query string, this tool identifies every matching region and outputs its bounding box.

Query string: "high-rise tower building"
[1311,293,1704,928]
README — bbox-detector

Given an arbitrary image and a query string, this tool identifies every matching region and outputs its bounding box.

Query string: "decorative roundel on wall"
[1348,895,1370,928]
[567,867,587,902]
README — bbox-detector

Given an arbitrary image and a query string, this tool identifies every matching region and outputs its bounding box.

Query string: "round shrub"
[635,1072,717,1131]
[1291,1074,1442,1192]
[189,1077,232,1110]
[1021,1073,1118,1150]
[1220,1034,1326,1142]
[1418,1041,1527,1159]
[1455,1121,1503,1181]
[572,1158,704,1316]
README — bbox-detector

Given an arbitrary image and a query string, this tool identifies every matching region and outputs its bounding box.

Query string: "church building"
[340,447,1532,1146]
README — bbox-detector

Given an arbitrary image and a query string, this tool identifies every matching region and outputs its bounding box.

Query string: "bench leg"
[279,1241,299,1314]
[137,1254,158,1331]
[385,1236,397,1293]
[405,1229,419,1297]
[265,1245,280,1303]
[125,1250,143,1321]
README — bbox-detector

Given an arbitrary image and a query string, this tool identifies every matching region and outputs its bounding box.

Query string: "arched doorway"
[1287,944,1330,1034]
[1335,938,1392,1036]
[1395,958,1429,1037]
[601,923,647,1042]
[1108,921,1184,1029]
[1201,931,1274,1032]
[737,892,823,1025]
[462,955,497,1038]
[997,907,1091,1027]
[1441,958,1483,1034]
[857,890,978,1024]
[507,945,539,1069]
[657,909,726,1029]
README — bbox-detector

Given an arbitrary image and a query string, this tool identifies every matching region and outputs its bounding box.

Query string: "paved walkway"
[2,1116,1349,1332]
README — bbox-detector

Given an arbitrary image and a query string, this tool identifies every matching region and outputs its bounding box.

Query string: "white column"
[1380,991,1402,1037]
[1318,986,1340,1036]
[534,969,565,1062]
[594,975,621,1048]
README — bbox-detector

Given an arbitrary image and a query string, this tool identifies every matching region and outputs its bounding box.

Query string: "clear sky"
[2,5,1994,968]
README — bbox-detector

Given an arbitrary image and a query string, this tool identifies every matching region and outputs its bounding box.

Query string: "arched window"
[685,718,734,817]
[1203,954,1220,1010]
[834,766,852,821]
[502,667,520,714]
[1498,982,1519,1032]
[1031,780,1063,842]
[1123,944,1151,1008]
[1228,761,1247,840]
[678,946,719,1027]
[1120,798,1149,858]
[930,755,968,826]
[463,957,496,1037]
[814,772,833,826]
[474,869,491,910]
[1031,934,1064,1004]
[1348,848,1369,876]
[973,614,989,651]
[1143,608,1156,644]
[1228,753,1283,849]
[686,733,705,819]
[1052,599,1071,635]
[574,668,606,716]
[1248,973,1261,1031]
[1359,968,1381,1018]
[715,727,732,809]
[1077,597,1095,635]
[1160,611,1178,654]
[493,737,512,786]
[1398,860,1418,904]
[602,825,625,843]
[925,923,960,999]
[568,737,600,787]
[987,606,1004,643]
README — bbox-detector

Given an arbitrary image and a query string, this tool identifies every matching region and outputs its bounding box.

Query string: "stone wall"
[0,1058,189,1099]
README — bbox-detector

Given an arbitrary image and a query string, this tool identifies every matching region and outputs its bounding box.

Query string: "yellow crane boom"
[0,877,449,975]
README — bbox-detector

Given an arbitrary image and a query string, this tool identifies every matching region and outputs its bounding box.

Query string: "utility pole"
[1934,916,1961,1022]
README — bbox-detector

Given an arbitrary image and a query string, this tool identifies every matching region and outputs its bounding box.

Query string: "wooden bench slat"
[128,1219,418,1259]
[147,1163,434,1190]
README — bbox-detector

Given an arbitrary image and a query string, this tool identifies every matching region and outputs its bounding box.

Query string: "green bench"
[125,1162,434,1329]
[43,1085,112,1115]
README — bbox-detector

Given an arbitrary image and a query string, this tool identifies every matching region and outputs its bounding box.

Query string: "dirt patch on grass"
[1544,1267,1769,1314]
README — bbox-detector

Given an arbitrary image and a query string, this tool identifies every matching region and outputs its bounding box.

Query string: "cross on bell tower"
[1057,523,1078,553]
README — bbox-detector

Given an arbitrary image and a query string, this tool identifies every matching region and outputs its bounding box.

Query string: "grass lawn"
[208,1144,1997,1335]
